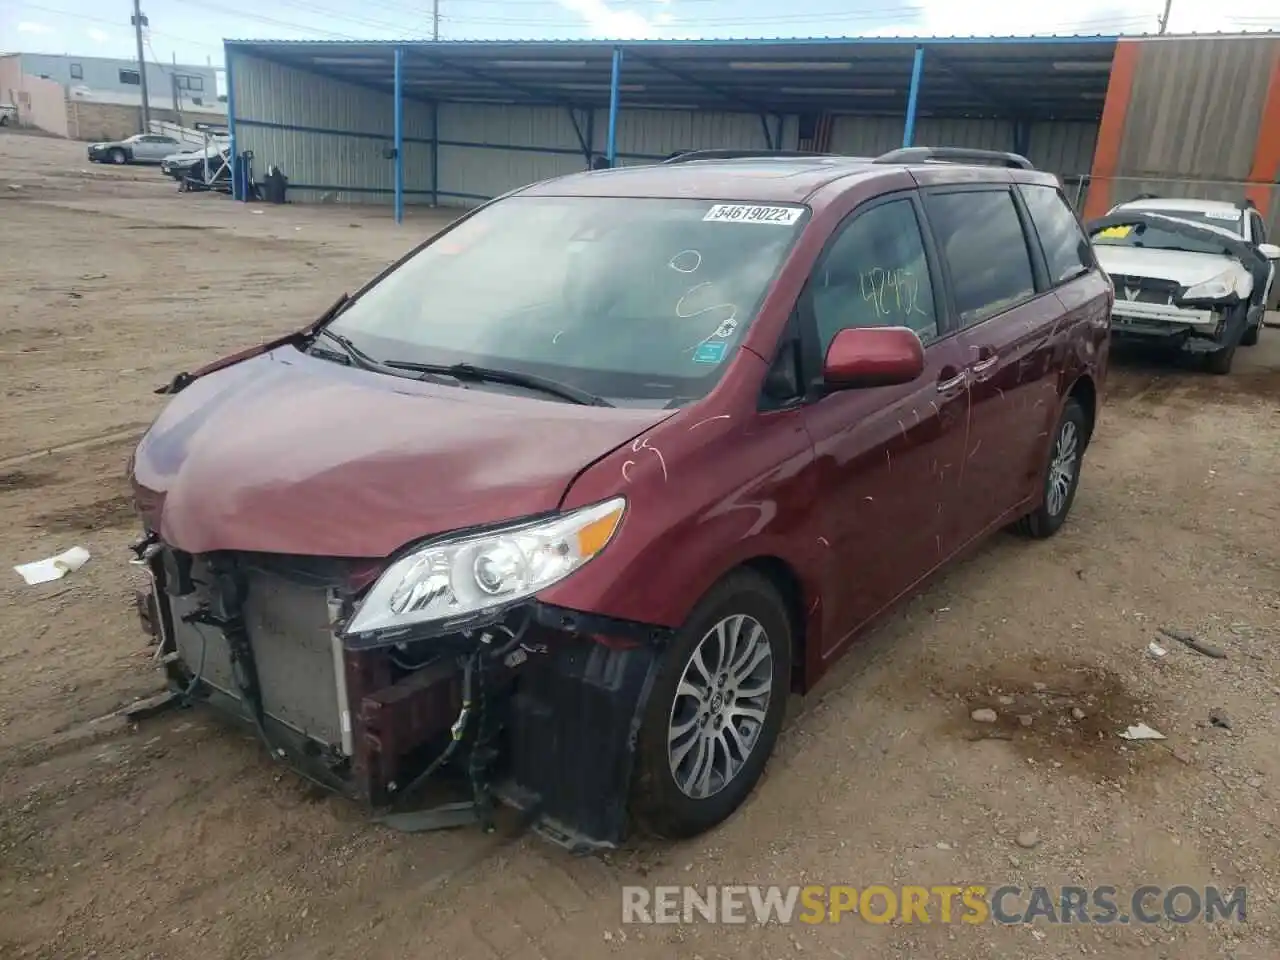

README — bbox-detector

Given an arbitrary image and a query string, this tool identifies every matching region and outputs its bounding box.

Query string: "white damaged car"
[1089,198,1279,374]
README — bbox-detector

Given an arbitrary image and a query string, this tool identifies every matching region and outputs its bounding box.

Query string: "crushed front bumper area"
[130,535,671,851]
[1106,274,1240,353]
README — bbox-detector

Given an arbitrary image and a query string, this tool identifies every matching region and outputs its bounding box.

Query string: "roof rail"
[874,147,1034,170]
[662,149,830,164]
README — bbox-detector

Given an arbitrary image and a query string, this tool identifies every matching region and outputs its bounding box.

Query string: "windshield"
[325,196,808,406]
[1091,218,1237,257]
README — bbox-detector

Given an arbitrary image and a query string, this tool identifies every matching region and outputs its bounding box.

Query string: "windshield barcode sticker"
[703,204,804,226]
[1202,210,1242,221]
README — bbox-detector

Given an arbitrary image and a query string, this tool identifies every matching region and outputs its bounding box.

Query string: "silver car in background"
[87,134,185,166]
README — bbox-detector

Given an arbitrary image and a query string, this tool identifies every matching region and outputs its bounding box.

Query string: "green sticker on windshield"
[693,341,728,364]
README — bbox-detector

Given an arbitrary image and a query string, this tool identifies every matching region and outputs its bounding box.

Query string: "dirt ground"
[2,129,1279,960]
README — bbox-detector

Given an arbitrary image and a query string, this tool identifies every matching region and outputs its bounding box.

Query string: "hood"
[131,347,672,558]
[1092,246,1241,286]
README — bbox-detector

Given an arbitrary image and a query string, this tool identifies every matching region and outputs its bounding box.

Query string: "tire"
[1015,397,1087,540]
[109,148,127,165]
[630,569,792,839]
[1205,341,1237,375]
[1240,320,1261,347]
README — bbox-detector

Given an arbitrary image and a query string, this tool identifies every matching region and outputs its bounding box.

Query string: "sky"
[4,0,1278,72]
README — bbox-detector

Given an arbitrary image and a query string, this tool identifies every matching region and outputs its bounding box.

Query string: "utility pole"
[432,0,439,40]
[131,0,152,130]
[1158,0,1173,34]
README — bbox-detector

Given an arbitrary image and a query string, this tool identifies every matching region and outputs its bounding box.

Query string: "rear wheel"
[631,569,791,839]
[1015,398,1087,540]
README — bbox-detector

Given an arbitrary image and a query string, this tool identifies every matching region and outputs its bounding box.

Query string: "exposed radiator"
[168,560,345,750]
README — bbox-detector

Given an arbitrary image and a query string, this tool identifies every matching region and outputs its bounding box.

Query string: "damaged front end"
[1089,211,1267,353]
[129,531,670,851]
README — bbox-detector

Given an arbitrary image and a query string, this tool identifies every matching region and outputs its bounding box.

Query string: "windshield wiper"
[382,360,613,407]
[311,327,384,371]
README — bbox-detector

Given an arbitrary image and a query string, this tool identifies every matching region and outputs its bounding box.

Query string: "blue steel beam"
[903,44,925,148]
[606,46,623,167]
[225,42,241,201]
[394,46,404,224]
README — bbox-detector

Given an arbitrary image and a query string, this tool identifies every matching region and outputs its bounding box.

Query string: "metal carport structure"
[223,35,1119,221]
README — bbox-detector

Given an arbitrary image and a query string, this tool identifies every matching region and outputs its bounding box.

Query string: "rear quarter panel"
[1036,269,1112,482]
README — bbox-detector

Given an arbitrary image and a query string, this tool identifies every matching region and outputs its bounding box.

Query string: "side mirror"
[822,326,925,390]
[1257,242,1280,261]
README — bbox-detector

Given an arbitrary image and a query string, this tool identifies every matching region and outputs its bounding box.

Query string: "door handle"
[971,354,999,375]
[936,370,967,393]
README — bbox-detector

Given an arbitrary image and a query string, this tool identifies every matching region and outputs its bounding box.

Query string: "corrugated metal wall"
[436,104,583,203]
[829,115,1098,178]
[1109,36,1280,236]
[600,108,796,160]
[231,52,434,204]
[1118,37,1274,181]
[435,105,801,204]
[1027,122,1098,176]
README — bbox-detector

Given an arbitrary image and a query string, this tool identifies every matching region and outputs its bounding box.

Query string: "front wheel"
[1015,397,1087,540]
[109,148,127,165]
[631,569,792,839]
[1205,341,1237,374]
[1240,319,1261,347]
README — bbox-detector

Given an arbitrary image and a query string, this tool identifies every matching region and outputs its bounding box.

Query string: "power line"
[18,2,223,50]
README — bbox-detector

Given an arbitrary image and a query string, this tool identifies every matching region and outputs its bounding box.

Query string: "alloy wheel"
[667,614,773,800]
[1046,419,1079,517]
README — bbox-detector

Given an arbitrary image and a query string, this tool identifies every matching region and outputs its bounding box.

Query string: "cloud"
[554,0,659,39]
[1167,0,1276,32]
[87,27,111,43]
[17,21,55,35]
[917,0,1158,37]
[916,0,1278,36]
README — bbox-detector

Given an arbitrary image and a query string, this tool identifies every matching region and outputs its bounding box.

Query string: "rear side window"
[1018,184,1093,284]
[808,198,939,351]
[924,189,1036,328]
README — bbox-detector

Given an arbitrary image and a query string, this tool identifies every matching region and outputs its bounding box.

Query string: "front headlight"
[344,497,626,637]
[1181,272,1236,301]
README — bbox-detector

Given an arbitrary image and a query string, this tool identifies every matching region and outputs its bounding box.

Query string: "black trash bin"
[263,166,289,204]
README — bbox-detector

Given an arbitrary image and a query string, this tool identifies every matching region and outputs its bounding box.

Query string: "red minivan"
[130,147,1112,849]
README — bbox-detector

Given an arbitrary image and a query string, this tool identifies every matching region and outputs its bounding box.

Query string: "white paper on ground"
[14,546,91,585]
[1118,722,1166,741]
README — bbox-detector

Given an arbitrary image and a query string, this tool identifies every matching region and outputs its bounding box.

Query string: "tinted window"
[1019,184,1092,284]
[809,198,938,351]
[327,196,809,406]
[925,189,1036,327]
[1251,212,1267,244]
